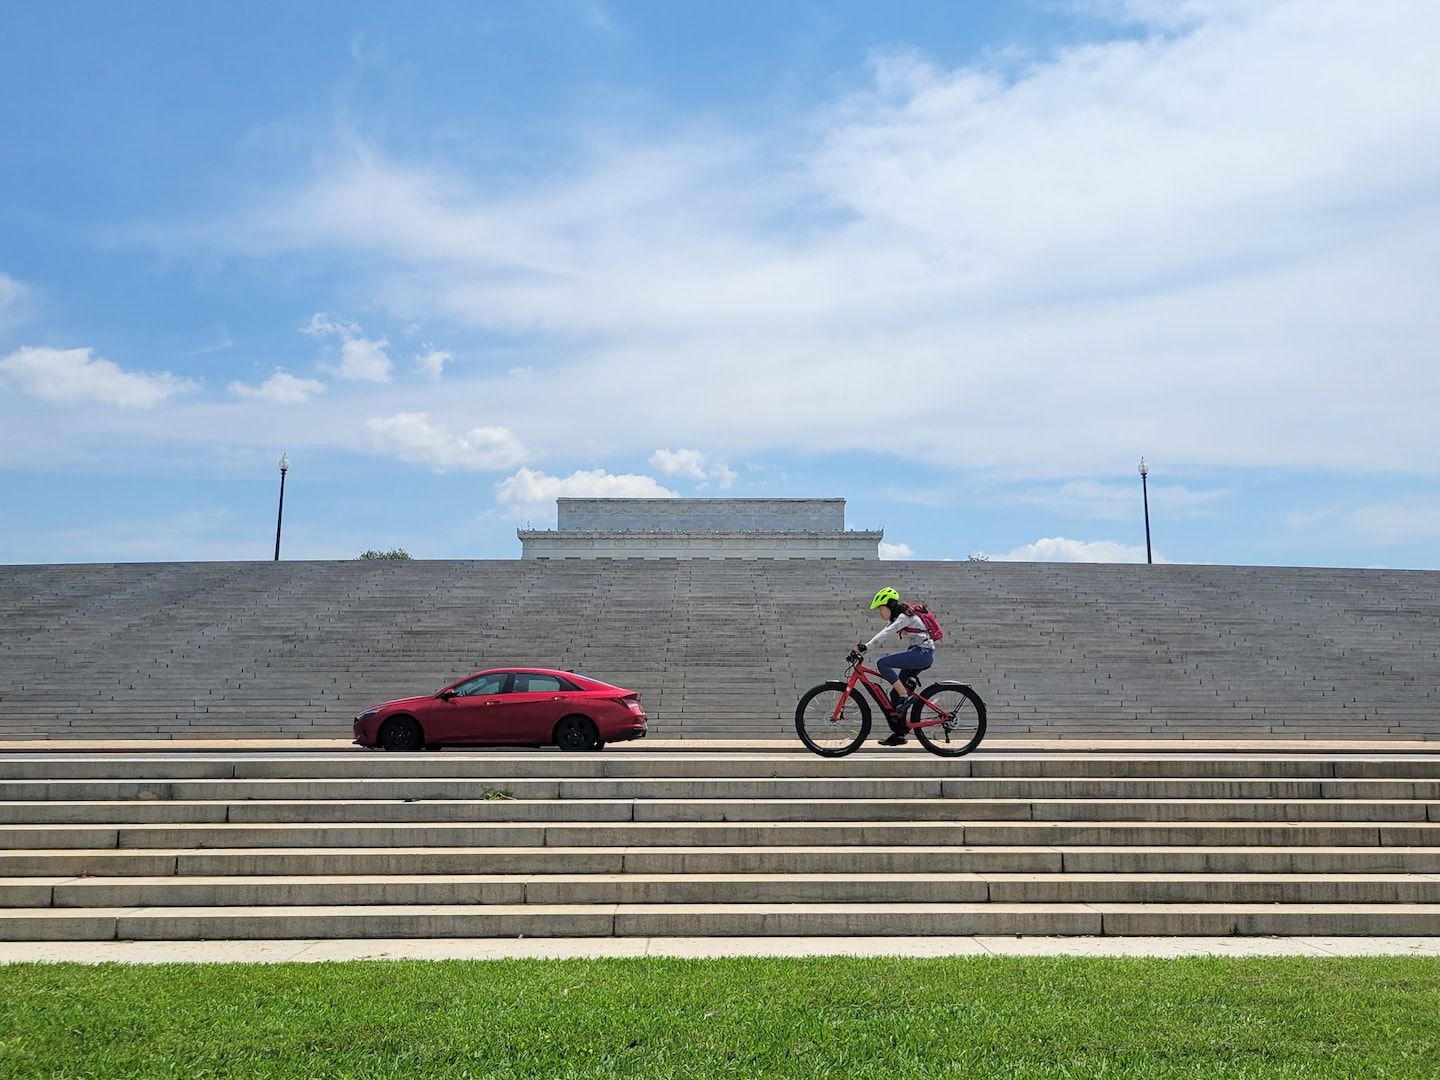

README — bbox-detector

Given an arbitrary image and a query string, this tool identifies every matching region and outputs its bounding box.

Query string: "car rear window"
[511,673,578,693]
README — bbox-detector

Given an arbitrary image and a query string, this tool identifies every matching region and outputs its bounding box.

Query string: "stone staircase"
[3,560,1440,740]
[2,750,1439,940]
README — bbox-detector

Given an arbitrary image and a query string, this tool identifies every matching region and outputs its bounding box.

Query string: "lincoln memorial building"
[517,498,883,559]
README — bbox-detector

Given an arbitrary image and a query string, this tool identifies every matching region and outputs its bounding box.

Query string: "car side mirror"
[438,690,456,701]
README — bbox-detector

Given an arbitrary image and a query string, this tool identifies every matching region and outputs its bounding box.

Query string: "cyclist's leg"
[906,645,935,677]
[876,650,913,687]
[877,650,920,737]
[895,648,935,720]
[880,647,932,690]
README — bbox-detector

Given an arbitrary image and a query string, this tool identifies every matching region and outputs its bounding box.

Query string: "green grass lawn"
[2,955,1438,1078]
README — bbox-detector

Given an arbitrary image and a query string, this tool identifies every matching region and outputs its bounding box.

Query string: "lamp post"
[1138,457,1152,565]
[273,453,289,561]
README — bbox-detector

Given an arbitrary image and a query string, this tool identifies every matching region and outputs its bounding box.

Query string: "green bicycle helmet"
[870,587,901,610]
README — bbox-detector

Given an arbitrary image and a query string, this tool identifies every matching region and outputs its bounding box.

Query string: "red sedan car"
[353,668,647,752]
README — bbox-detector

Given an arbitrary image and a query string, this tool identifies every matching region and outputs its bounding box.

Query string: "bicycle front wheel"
[795,682,871,757]
[911,683,986,757]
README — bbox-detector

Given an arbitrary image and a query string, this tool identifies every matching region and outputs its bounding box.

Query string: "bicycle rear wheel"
[910,683,986,757]
[795,682,871,757]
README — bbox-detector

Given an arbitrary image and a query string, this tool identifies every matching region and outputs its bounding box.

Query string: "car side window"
[512,674,570,693]
[453,673,507,697]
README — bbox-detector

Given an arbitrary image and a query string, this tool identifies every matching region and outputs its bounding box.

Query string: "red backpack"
[902,603,945,643]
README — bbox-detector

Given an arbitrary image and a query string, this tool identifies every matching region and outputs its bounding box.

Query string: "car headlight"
[355,708,380,721]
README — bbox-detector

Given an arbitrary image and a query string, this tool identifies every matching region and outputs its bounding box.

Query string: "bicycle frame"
[835,659,951,730]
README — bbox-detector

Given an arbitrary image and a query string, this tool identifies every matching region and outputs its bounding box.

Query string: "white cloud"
[414,347,452,379]
[186,329,234,357]
[149,1,1440,482]
[334,336,392,382]
[1343,499,1440,546]
[496,466,677,523]
[363,411,528,471]
[228,370,326,404]
[0,346,196,409]
[1011,479,1229,521]
[301,312,359,338]
[649,448,737,489]
[302,312,392,382]
[18,509,249,562]
[8,507,398,563]
[1283,507,1337,530]
[879,541,915,560]
[577,0,622,38]
[0,273,29,328]
[988,536,1160,563]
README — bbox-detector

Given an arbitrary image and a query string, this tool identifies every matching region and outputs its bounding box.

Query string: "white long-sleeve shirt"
[865,612,936,652]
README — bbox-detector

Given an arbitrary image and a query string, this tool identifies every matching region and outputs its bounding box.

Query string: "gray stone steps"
[6,819,1438,850]
[5,844,1437,879]
[7,753,1440,780]
[4,902,1440,941]
[7,775,1440,801]
[1,797,1435,825]
[5,871,1440,909]
[5,561,1440,739]
[0,748,1437,940]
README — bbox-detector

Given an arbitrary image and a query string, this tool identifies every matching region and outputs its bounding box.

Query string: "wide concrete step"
[6,755,1440,781]
[1,745,1436,941]
[4,901,1440,940]
[5,872,1439,909]
[12,776,1440,802]
[8,819,1440,850]
[2,797,1435,826]
[4,845,1438,878]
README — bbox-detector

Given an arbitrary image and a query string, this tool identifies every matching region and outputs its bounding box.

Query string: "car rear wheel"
[554,715,601,752]
[378,715,424,752]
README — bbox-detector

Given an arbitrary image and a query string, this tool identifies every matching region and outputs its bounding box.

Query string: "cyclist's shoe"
[877,732,908,747]
[892,694,917,714]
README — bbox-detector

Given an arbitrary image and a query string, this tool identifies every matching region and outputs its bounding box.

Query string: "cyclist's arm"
[866,614,931,651]
[863,615,904,651]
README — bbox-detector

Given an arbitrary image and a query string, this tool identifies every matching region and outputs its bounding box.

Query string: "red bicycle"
[795,650,986,758]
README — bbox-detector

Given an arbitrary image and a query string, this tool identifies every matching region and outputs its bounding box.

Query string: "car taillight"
[622,696,644,713]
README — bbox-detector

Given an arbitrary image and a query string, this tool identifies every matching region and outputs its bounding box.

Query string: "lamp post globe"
[274,453,289,561]
[1138,457,1152,565]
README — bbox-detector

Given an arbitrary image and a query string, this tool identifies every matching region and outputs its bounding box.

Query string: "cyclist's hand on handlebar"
[854,642,867,653]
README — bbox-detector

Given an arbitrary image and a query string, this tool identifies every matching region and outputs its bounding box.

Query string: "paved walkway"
[2,738,1438,754]
[3,937,1440,964]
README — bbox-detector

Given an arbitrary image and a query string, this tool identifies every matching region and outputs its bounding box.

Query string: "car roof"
[465,667,618,689]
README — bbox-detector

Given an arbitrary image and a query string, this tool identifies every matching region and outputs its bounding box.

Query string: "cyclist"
[855,586,935,746]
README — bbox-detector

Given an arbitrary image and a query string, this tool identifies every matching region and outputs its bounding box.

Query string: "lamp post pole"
[1138,457,1152,565]
[273,453,289,561]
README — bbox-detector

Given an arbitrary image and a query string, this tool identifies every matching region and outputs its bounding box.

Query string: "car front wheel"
[554,715,601,752]
[378,715,424,752]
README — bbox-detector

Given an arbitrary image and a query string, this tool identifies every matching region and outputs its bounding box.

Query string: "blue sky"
[2,0,1438,566]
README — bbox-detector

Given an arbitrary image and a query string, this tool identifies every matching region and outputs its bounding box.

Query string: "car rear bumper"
[608,721,647,744]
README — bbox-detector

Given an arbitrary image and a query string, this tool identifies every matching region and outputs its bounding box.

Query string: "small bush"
[358,548,413,560]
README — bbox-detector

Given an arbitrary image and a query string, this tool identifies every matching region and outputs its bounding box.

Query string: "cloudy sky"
[2,0,1437,566]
